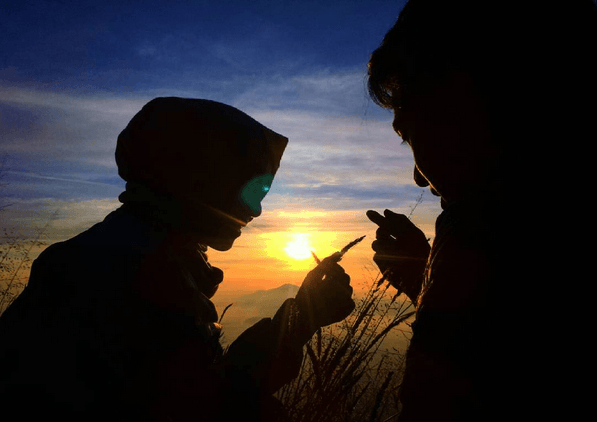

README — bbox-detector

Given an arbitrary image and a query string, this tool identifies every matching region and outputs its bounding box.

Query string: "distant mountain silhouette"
[242,316,263,326]
[235,284,300,325]
[217,284,300,345]
[235,283,300,308]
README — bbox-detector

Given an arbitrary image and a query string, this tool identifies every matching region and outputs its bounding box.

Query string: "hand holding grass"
[294,252,355,337]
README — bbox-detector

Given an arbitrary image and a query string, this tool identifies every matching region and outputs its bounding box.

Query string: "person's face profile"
[391,72,495,207]
[188,172,274,251]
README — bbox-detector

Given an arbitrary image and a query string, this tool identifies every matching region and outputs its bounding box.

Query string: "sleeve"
[222,298,306,394]
[157,298,307,422]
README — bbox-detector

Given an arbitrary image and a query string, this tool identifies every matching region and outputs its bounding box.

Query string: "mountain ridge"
[235,283,300,307]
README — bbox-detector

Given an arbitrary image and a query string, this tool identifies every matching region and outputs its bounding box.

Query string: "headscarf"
[115,97,288,299]
[115,97,288,227]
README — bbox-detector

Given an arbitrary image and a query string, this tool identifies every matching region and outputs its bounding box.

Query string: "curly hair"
[367,0,596,118]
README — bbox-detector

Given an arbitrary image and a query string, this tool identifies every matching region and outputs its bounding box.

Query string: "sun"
[284,233,314,260]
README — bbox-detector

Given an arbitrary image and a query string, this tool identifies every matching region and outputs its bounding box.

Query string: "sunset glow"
[284,233,314,260]
[0,0,444,300]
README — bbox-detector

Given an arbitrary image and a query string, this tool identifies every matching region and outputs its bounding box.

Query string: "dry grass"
[276,271,415,422]
[0,157,52,315]
[0,226,49,315]
[1,209,414,421]
[0,157,418,419]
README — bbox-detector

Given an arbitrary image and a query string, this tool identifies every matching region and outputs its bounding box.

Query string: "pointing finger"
[366,210,386,227]
[383,209,410,225]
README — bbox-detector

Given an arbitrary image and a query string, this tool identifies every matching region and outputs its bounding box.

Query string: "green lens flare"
[240,174,274,212]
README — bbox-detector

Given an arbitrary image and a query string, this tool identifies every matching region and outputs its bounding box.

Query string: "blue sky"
[1,0,442,248]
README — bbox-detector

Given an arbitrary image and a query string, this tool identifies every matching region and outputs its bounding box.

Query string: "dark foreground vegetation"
[1,232,412,422]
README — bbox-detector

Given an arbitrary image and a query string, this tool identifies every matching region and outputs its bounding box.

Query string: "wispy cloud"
[0,69,441,226]
[1,0,439,296]
[0,84,145,166]
[232,69,379,118]
[1,198,120,242]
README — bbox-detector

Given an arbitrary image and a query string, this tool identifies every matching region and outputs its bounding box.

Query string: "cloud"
[1,198,121,243]
[1,170,124,201]
[0,85,146,201]
[0,84,146,167]
[232,69,382,119]
[242,103,421,213]
[0,70,432,219]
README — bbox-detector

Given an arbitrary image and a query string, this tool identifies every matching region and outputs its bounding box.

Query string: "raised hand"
[294,254,355,334]
[366,209,430,302]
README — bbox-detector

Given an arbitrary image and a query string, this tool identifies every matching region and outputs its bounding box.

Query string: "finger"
[305,263,327,281]
[341,298,356,315]
[366,210,386,227]
[375,227,393,240]
[324,262,347,277]
[316,257,347,278]
[347,298,355,311]
[320,253,340,266]
[320,251,343,265]
[371,239,384,252]
[328,278,353,299]
[383,210,411,227]
[326,272,351,287]
[383,210,425,238]
[306,262,346,288]
[324,266,349,283]
[383,209,406,219]
[337,294,354,315]
[371,239,397,253]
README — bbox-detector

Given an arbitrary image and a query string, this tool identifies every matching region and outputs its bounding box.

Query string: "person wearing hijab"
[0,97,355,422]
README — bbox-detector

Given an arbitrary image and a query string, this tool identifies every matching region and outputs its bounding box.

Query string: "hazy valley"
[212,283,413,351]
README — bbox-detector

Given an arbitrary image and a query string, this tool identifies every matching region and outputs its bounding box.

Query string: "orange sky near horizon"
[1,200,442,306]
[208,207,439,300]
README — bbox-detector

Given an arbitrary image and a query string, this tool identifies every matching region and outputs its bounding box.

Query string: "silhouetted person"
[366,1,595,421]
[0,98,355,422]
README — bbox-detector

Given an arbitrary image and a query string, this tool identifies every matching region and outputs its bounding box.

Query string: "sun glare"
[284,233,314,260]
